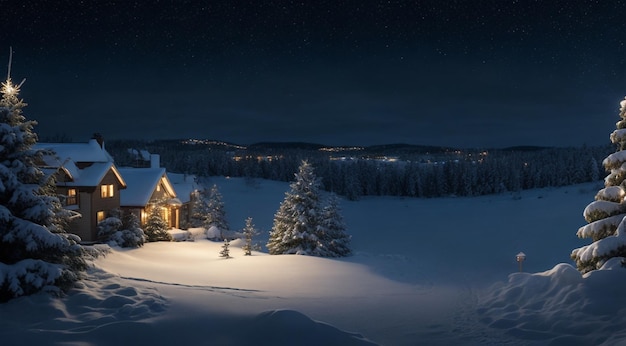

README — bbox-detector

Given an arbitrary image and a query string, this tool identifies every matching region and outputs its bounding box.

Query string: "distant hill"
[247,142,326,150]
[364,143,456,154]
[121,138,598,154]
[499,145,551,152]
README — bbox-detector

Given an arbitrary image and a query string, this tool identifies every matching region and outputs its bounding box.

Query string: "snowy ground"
[2,177,624,345]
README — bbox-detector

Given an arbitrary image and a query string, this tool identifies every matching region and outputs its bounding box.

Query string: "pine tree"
[120,212,146,247]
[268,160,323,255]
[0,50,86,301]
[572,96,626,273]
[242,217,259,256]
[219,238,231,258]
[204,184,229,239]
[144,201,172,242]
[317,193,352,257]
[188,189,208,228]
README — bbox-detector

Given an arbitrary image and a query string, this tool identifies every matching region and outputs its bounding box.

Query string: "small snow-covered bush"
[186,227,207,240]
[97,217,146,248]
[206,225,222,240]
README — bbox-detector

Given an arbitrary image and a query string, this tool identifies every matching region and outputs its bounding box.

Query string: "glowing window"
[101,184,114,198]
[66,188,77,205]
[97,211,106,223]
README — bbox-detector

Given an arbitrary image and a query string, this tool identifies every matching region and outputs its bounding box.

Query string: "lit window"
[97,211,106,222]
[101,184,114,198]
[66,188,77,205]
[156,184,161,192]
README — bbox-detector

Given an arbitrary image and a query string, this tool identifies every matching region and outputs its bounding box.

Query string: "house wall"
[66,170,124,242]
[89,170,123,238]
[68,190,92,242]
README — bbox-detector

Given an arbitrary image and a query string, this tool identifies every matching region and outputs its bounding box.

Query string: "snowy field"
[2,177,626,345]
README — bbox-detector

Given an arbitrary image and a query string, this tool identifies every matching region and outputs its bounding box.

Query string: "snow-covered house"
[35,135,127,242]
[118,162,182,230]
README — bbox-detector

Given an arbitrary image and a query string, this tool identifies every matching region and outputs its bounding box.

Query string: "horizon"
[38,134,611,152]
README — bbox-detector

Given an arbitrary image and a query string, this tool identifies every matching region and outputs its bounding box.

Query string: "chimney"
[150,154,160,168]
[92,133,104,149]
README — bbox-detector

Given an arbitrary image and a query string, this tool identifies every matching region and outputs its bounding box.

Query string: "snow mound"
[478,263,626,345]
[245,309,376,345]
[0,268,168,344]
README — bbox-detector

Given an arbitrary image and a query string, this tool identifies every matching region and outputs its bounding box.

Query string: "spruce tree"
[219,238,231,258]
[144,201,172,242]
[188,189,208,228]
[120,212,146,247]
[205,184,229,239]
[572,96,626,273]
[268,160,323,255]
[317,193,352,257]
[242,217,259,256]
[0,51,85,301]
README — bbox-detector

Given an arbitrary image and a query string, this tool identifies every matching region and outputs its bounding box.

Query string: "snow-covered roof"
[35,139,124,188]
[57,162,126,188]
[167,173,198,204]
[118,168,176,207]
[35,139,113,163]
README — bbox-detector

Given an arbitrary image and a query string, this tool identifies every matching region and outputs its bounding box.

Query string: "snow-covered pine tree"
[572,96,626,273]
[204,184,229,239]
[267,160,323,255]
[219,238,231,258]
[242,217,259,256]
[0,51,86,301]
[316,193,352,257]
[188,189,208,228]
[120,212,146,246]
[144,201,172,242]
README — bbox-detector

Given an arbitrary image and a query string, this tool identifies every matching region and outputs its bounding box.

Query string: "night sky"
[2,1,626,148]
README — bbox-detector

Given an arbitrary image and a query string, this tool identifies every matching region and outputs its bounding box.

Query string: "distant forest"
[106,140,611,200]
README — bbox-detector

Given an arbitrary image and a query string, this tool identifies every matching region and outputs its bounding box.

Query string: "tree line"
[106,140,610,200]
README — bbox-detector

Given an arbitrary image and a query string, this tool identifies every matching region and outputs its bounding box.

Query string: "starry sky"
[1,0,625,148]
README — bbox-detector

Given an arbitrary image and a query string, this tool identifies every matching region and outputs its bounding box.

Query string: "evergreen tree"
[317,194,352,257]
[120,212,146,246]
[268,160,323,255]
[590,156,600,182]
[144,201,172,242]
[188,189,208,228]
[242,217,259,256]
[572,96,626,273]
[219,238,231,258]
[204,184,229,239]
[0,51,86,301]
